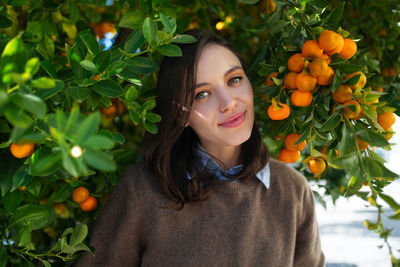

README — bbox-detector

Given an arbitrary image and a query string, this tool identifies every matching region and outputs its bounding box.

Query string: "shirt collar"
[187,144,270,189]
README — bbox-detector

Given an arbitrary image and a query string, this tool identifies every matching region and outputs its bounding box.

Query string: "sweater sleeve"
[72,166,145,267]
[293,182,325,267]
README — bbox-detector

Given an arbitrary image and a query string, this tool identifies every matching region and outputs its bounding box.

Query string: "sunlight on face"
[187,44,254,156]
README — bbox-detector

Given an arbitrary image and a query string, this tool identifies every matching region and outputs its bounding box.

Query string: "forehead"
[196,44,242,80]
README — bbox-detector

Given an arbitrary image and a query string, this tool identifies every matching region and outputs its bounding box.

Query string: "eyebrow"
[195,66,243,89]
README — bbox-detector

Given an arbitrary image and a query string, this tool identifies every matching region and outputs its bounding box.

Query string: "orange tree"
[0,0,399,265]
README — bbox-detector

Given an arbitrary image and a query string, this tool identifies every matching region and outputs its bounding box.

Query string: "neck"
[200,143,241,171]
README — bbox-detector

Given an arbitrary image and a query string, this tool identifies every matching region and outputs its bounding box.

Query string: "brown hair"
[141,29,269,207]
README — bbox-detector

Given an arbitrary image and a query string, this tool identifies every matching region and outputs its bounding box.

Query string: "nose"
[218,86,238,113]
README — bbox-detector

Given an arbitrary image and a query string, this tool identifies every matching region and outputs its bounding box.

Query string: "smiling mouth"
[219,111,246,128]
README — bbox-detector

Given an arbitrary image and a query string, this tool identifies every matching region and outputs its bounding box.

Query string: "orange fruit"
[307,158,326,174]
[377,112,396,130]
[101,104,118,116]
[288,53,305,73]
[356,136,369,151]
[345,72,366,91]
[266,72,278,86]
[267,0,276,14]
[72,187,90,204]
[319,53,331,64]
[382,68,390,77]
[325,33,344,55]
[285,133,306,151]
[302,40,323,59]
[332,85,353,103]
[374,87,384,92]
[339,39,357,60]
[296,73,317,92]
[389,67,398,77]
[317,66,334,86]
[92,74,101,81]
[283,72,298,90]
[53,203,70,219]
[309,58,329,77]
[19,185,27,191]
[291,90,313,107]
[268,103,290,120]
[319,30,340,51]
[343,100,361,119]
[10,143,35,158]
[277,148,300,163]
[383,127,394,141]
[80,196,98,212]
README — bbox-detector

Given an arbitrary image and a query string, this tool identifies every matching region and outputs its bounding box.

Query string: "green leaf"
[366,129,389,147]
[333,62,366,73]
[329,154,358,170]
[124,29,145,53]
[107,60,127,76]
[69,224,88,247]
[171,34,198,44]
[4,104,32,128]
[125,86,138,101]
[113,132,125,144]
[2,190,23,213]
[0,245,7,267]
[143,17,157,45]
[143,121,158,134]
[24,58,40,76]
[0,15,12,29]
[155,44,182,57]
[331,69,343,92]
[146,112,162,123]
[129,109,140,125]
[160,14,176,34]
[238,0,259,4]
[80,33,99,55]
[80,60,98,73]
[345,74,361,86]
[347,176,363,194]
[93,50,110,73]
[325,2,345,27]
[19,228,34,249]
[320,113,341,132]
[92,80,124,98]
[83,134,114,150]
[82,149,116,172]
[35,80,65,100]
[8,0,28,6]
[69,1,80,24]
[29,147,62,176]
[9,204,54,231]
[338,123,354,156]
[66,86,90,103]
[363,158,383,178]
[126,57,157,74]
[143,99,156,111]
[1,36,27,84]
[379,193,400,210]
[10,93,46,119]
[360,103,377,122]
[75,112,101,144]
[50,184,73,203]
[40,60,56,78]
[116,70,142,85]
[31,77,56,89]
[119,10,145,29]
[389,210,400,220]
[12,166,31,190]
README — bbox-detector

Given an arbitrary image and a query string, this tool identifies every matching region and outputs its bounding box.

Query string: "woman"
[74,29,325,266]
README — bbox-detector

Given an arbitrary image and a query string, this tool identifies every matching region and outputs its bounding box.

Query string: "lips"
[219,111,246,128]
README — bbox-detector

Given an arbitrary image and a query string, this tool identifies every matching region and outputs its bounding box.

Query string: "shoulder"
[268,158,312,201]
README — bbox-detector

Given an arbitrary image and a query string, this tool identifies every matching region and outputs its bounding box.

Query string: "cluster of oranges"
[266,29,397,176]
[72,186,98,212]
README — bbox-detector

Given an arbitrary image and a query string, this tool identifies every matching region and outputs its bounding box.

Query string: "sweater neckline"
[209,175,260,194]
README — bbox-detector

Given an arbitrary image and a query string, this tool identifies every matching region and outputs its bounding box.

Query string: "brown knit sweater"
[74,159,325,266]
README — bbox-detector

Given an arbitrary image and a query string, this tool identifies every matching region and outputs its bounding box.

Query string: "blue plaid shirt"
[187,144,270,189]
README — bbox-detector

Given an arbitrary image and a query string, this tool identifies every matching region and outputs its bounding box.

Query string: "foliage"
[0,0,399,266]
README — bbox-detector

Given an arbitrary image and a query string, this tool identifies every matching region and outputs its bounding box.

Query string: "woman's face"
[186,44,254,152]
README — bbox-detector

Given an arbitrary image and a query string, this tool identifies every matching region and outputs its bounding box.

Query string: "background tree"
[0,0,399,266]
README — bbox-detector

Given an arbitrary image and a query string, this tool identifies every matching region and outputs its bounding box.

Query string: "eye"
[195,91,210,100]
[228,76,243,86]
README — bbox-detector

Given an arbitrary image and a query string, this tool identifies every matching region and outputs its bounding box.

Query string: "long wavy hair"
[141,29,269,208]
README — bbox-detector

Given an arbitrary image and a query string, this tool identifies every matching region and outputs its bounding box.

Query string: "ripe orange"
[285,133,306,151]
[332,85,353,103]
[317,66,334,86]
[296,73,317,92]
[19,185,27,191]
[356,136,369,151]
[343,100,361,119]
[92,74,101,81]
[72,187,90,203]
[10,143,35,158]
[302,40,323,59]
[339,39,357,60]
[53,203,70,219]
[101,104,118,116]
[319,30,340,51]
[345,72,366,91]
[291,90,313,107]
[288,53,305,73]
[268,103,290,120]
[266,72,278,86]
[267,0,276,14]
[309,58,329,77]
[283,72,298,90]
[80,196,98,212]
[319,53,331,64]
[383,127,394,141]
[307,158,326,174]
[377,112,396,130]
[277,148,300,163]
[325,33,344,55]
